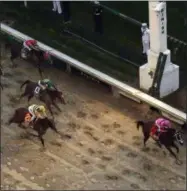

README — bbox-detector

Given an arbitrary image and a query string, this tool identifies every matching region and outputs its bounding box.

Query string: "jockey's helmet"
[163,119,171,128]
[33,40,37,45]
[36,105,46,113]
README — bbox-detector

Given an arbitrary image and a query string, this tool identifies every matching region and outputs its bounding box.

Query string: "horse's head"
[174,131,184,145]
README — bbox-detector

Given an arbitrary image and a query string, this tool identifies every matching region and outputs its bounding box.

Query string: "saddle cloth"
[24,112,32,123]
[34,86,41,95]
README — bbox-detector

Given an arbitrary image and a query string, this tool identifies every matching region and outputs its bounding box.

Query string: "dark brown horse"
[19,80,65,117]
[9,43,52,78]
[136,120,184,163]
[8,107,61,148]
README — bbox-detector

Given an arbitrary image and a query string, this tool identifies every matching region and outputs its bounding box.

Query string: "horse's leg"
[37,63,44,79]
[52,100,61,112]
[171,142,179,153]
[49,123,59,134]
[38,134,45,148]
[143,133,150,147]
[46,103,54,119]
[27,94,34,104]
[165,146,178,160]
[10,55,17,68]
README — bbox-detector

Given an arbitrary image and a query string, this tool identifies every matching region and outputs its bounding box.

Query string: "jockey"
[150,117,171,141]
[23,39,38,52]
[38,78,57,91]
[28,104,47,125]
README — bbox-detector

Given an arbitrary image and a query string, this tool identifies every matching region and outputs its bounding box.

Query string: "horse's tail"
[20,80,31,89]
[136,121,144,130]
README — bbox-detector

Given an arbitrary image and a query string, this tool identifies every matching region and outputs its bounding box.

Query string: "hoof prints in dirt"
[84,131,99,141]
[84,125,93,132]
[105,174,120,181]
[126,152,137,158]
[132,141,142,146]
[142,147,150,152]
[82,159,90,165]
[88,148,95,155]
[101,124,111,133]
[112,122,121,129]
[90,114,99,119]
[101,155,113,161]
[130,183,140,189]
[67,122,81,130]
[101,138,114,146]
[61,134,72,140]
[50,141,62,147]
[143,163,153,171]
[122,169,147,182]
[132,136,141,141]
[116,130,126,135]
[77,111,87,118]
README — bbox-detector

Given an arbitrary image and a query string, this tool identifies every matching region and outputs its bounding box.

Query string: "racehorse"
[19,80,65,118]
[8,107,61,148]
[136,120,184,163]
[9,43,52,78]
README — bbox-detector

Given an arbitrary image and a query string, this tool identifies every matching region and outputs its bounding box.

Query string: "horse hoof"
[176,160,183,165]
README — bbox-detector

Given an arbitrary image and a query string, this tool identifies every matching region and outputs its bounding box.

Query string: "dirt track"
[1,48,186,190]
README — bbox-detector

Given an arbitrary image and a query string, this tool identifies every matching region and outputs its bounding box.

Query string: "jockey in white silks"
[141,23,150,56]
[52,0,62,14]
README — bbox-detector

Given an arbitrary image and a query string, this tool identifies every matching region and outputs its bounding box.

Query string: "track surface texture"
[1,48,186,190]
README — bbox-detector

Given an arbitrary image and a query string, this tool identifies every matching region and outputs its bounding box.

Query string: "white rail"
[1,23,186,125]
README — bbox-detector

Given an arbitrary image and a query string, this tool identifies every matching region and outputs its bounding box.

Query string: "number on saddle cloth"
[24,113,32,122]
[34,86,41,95]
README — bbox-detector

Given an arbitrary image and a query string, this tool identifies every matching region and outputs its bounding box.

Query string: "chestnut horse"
[8,107,61,148]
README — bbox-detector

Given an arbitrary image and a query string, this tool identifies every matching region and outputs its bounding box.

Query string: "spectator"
[141,23,150,56]
[52,0,62,15]
[62,1,71,23]
[24,1,27,8]
[93,4,103,34]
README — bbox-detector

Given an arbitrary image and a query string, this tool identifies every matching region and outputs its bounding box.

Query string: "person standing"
[52,0,62,15]
[93,3,103,34]
[24,1,27,8]
[141,23,150,56]
[62,1,71,23]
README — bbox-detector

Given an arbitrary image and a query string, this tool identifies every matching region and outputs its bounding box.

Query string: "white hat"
[142,23,147,27]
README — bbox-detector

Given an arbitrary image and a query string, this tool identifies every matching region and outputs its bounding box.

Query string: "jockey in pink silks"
[150,118,172,141]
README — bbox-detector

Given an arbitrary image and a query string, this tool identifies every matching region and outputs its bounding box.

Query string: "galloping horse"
[9,43,52,78]
[136,120,184,163]
[8,107,61,148]
[19,80,65,117]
